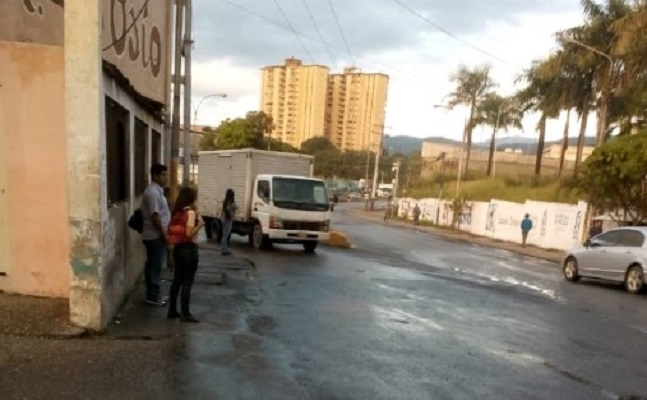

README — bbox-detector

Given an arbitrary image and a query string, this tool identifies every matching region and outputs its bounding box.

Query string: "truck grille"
[283,221,322,231]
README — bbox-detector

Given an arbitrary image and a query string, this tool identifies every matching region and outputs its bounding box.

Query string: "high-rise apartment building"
[325,68,389,152]
[260,60,389,151]
[260,58,329,149]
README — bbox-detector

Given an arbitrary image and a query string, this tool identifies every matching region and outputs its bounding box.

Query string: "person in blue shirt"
[521,214,533,247]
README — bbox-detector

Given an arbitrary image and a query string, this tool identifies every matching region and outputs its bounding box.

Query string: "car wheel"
[249,223,263,249]
[625,264,644,294]
[563,257,581,282]
[303,241,318,253]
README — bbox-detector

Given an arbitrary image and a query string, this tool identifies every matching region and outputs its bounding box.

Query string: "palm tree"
[566,0,632,145]
[473,94,523,177]
[516,60,563,179]
[446,64,496,178]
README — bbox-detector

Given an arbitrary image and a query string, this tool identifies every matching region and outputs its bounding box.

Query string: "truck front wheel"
[303,241,318,253]
[250,223,264,249]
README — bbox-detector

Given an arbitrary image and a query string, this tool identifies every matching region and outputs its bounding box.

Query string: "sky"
[190,0,591,144]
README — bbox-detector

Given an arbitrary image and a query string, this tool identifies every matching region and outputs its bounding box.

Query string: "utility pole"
[181,0,193,186]
[170,0,185,204]
[436,152,446,225]
[370,135,383,211]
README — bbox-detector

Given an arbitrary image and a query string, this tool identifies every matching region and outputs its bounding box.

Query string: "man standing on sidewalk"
[141,164,171,306]
[520,213,533,248]
[412,204,421,225]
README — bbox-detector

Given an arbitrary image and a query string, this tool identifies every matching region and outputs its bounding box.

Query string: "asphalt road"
[2,202,647,400]
[176,203,647,400]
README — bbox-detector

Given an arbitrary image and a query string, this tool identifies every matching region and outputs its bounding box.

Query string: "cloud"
[190,0,592,142]
[193,0,582,67]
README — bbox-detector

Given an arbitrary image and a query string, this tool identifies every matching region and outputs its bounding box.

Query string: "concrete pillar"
[65,0,106,330]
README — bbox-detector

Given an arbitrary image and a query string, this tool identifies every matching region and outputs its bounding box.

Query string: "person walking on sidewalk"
[520,213,533,248]
[221,189,238,256]
[167,187,204,323]
[413,204,421,225]
[141,164,171,306]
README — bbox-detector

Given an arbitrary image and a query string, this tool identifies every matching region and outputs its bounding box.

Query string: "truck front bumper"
[267,229,330,242]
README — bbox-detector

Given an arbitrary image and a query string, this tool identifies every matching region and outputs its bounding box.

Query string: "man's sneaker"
[145,298,167,306]
[180,314,200,323]
[167,311,181,320]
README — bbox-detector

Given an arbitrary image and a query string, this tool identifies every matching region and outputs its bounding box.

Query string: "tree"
[213,111,274,150]
[446,64,496,178]
[578,132,647,225]
[473,93,523,177]
[199,126,218,151]
[301,136,339,155]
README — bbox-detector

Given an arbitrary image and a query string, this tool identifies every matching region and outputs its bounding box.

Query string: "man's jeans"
[143,238,166,300]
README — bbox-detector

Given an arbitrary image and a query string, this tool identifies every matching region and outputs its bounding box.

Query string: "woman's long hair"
[174,187,197,214]
[223,189,234,207]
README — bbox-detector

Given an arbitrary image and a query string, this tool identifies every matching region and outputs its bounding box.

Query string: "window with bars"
[134,118,148,196]
[105,97,129,205]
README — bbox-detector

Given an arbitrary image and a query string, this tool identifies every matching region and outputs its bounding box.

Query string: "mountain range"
[383,135,597,155]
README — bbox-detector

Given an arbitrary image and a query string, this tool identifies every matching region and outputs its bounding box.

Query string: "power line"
[389,0,511,66]
[103,0,150,52]
[301,0,335,65]
[271,0,315,63]
[217,0,413,75]
[326,0,356,66]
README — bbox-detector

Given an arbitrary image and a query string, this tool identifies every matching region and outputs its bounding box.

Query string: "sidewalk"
[349,210,565,264]
[0,292,86,338]
[0,240,257,340]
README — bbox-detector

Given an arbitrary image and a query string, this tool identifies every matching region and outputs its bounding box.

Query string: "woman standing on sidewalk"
[167,187,204,323]
[221,189,238,256]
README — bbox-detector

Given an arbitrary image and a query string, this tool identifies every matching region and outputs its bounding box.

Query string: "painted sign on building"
[102,0,171,104]
[0,0,64,46]
[0,0,170,105]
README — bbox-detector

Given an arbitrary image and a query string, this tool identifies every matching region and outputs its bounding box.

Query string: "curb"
[350,212,563,264]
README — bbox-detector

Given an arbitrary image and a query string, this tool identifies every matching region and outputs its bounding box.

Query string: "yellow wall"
[0,41,69,297]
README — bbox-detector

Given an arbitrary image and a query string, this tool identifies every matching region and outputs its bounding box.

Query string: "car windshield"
[272,178,329,211]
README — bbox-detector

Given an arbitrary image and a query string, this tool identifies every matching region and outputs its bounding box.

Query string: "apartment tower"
[260,58,329,149]
[325,68,389,152]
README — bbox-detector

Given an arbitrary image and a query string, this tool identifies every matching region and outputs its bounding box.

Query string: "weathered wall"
[101,72,162,325]
[398,197,588,251]
[0,41,69,297]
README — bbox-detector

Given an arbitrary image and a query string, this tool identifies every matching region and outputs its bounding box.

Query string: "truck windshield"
[272,178,329,211]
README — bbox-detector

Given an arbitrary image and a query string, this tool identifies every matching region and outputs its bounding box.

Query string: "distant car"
[562,227,647,294]
[347,192,361,200]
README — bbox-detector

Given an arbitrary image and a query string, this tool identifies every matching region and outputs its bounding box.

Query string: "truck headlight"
[322,220,330,232]
[270,217,283,229]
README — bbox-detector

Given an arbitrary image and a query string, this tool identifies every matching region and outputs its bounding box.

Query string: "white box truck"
[198,149,331,252]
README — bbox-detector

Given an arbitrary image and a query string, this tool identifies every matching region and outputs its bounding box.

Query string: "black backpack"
[128,209,144,233]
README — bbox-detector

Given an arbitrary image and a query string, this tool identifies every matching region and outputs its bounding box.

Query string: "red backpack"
[167,209,191,245]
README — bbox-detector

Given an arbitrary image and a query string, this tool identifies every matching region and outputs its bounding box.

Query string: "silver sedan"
[562,227,647,294]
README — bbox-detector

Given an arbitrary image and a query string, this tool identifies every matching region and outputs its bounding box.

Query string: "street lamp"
[434,104,466,199]
[190,93,227,182]
[558,33,613,145]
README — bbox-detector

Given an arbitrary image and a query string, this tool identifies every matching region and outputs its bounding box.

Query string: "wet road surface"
[2,203,647,399]
[176,205,647,400]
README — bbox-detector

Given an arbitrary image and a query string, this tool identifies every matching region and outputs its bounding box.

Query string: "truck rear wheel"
[303,241,318,253]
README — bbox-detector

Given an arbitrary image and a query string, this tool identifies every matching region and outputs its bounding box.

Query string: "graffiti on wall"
[541,210,548,236]
[486,203,497,232]
[22,0,63,16]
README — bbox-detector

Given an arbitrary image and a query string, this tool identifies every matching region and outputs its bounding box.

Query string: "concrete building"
[542,143,594,161]
[325,68,389,152]
[0,0,173,330]
[260,58,329,149]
